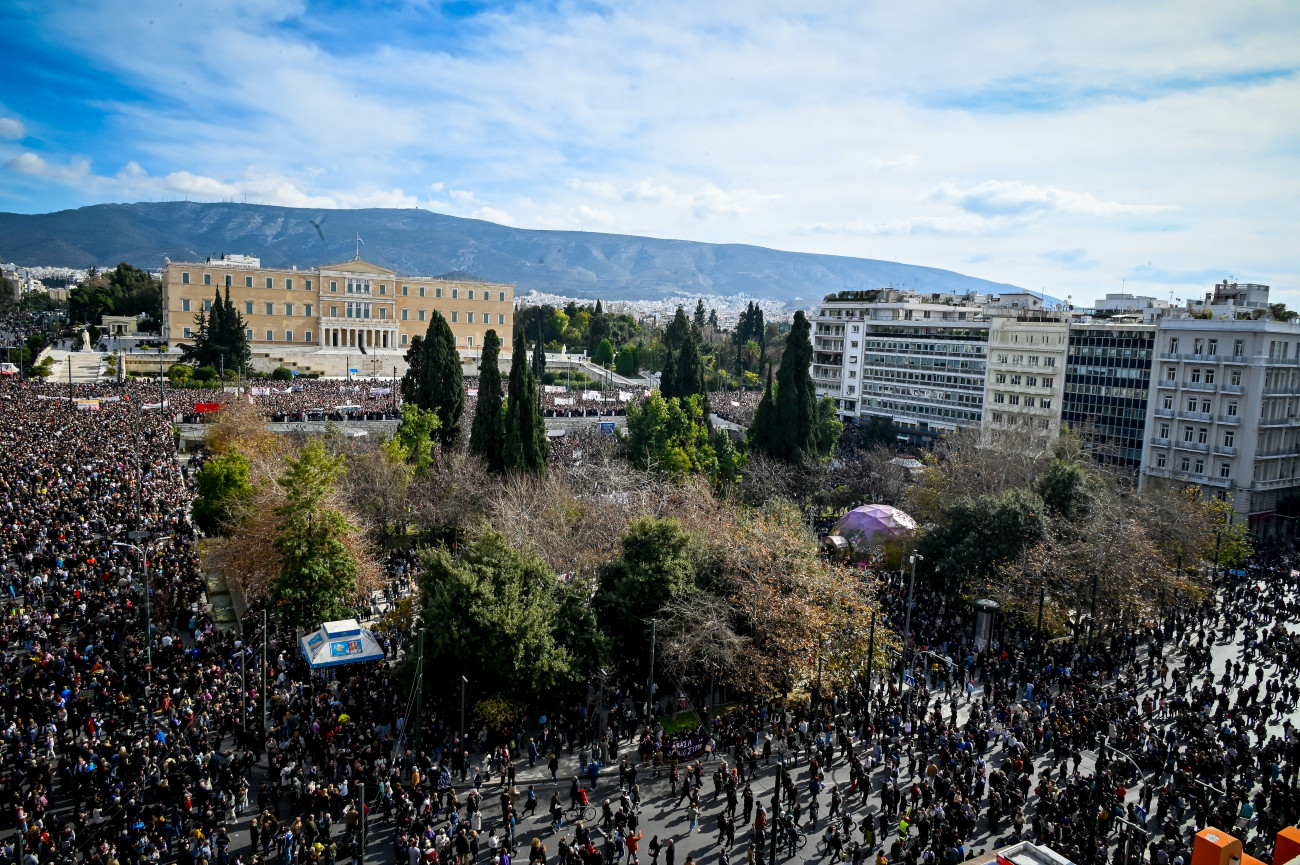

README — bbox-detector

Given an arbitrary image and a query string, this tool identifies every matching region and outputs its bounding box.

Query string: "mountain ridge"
[0,201,1028,305]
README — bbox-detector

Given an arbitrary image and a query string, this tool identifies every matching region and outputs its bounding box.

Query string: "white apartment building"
[981,312,1069,451]
[811,289,990,438]
[1142,314,1300,530]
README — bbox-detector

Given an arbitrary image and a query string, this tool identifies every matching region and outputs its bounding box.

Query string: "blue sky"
[2,0,1299,305]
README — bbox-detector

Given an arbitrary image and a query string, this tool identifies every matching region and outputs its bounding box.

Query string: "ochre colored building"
[161,254,514,357]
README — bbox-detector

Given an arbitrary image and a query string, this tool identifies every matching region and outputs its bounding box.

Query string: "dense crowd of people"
[1,374,1298,865]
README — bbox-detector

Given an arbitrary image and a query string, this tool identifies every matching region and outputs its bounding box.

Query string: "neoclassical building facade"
[161,255,514,356]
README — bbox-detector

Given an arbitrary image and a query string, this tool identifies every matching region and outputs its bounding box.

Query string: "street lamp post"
[901,554,921,692]
[460,675,468,778]
[113,533,172,726]
[645,619,656,722]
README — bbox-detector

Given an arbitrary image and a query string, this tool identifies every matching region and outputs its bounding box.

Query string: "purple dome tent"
[829,504,917,565]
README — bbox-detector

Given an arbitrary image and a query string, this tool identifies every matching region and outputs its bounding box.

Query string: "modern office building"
[161,255,514,368]
[811,289,991,438]
[1059,321,1158,473]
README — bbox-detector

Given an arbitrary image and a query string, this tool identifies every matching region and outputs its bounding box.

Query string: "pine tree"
[708,308,719,330]
[470,330,506,473]
[415,312,464,447]
[693,299,706,330]
[179,287,249,372]
[503,332,548,473]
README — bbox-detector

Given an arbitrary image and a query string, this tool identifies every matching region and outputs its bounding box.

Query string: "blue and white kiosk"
[299,618,386,669]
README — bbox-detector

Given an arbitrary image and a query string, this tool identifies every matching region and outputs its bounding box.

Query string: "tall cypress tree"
[675,332,705,400]
[470,330,505,473]
[748,368,775,455]
[400,336,424,404]
[768,310,815,462]
[416,312,464,447]
[503,332,548,473]
[531,337,547,379]
[660,346,677,398]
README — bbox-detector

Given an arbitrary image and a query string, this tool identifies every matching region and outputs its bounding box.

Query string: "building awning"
[299,619,386,669]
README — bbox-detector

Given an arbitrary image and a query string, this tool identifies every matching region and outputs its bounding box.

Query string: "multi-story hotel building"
[161,255,514,368]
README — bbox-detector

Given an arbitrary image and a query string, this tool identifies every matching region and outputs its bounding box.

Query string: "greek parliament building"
[810,281,1300,536]
[161,254,514,375]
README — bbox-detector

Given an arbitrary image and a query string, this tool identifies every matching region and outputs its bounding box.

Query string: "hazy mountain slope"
[0,201,1026,303]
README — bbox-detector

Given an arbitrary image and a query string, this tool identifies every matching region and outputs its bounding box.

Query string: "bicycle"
[569,803,596,822]
[779,827,808,851]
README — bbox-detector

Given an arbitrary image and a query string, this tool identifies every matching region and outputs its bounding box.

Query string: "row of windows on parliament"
[179,296,506,325]
[177,326,481,347]
[177,272,506,301]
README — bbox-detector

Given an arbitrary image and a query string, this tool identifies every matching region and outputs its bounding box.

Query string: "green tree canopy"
[914,488,1048,595]
[812,396,844,458]
[191,451,253,536]
[615,345,639,377]
[592,517,700,671]
[271,441,362,627]
[623,392,720,480]
[418,528,575,701]
[593,338,615,366]
[470,329,506,473]
[387,403,440,476]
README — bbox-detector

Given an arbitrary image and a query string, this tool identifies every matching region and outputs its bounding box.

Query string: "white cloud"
[0,117,26,140]
[6,152,91,181]
[617,179,779,218]
[930,179,1175,218]
[471,206,513,225]
[576,204,615,224]
[5,1,1300,302]
[566,178,618,198]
